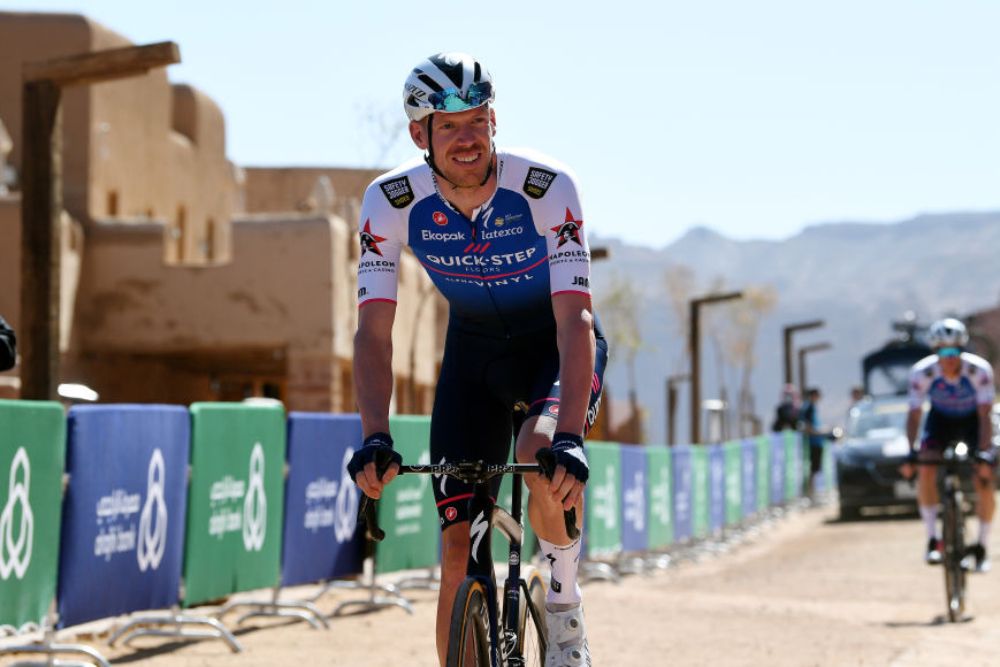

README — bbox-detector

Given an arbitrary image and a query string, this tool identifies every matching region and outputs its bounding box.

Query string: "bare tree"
[355,100,409,167]
[597,272,644,442]
[719,286,778,436]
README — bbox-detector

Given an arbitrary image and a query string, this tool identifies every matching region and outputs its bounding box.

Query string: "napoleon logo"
[523,167,557,199]
[379,176,415,209]
[359,219,386,257]
[551,207,584,247]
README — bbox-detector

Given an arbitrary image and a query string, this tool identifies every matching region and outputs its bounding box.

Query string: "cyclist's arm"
[906,362,929,451]
[977,403,992,452]
[974,361,995,452]
[552,292,595,437]
[355,301,396,437]
[906,408,922,451]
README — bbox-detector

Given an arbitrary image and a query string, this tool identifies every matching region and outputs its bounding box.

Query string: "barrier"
[374,416,437,574]
[183,403,286,607]
[690,446,710,539]
[708,445,726,535]
[769,433,786,505]
[671,445,693,543]
[584,442,622,558]
[723,441,742,527]
[740,439,757,519]
[755,436,770,513]
[784,430,802,501]
[0,400,65,630]
[645,446,672,550]
[620,446,648,554]
[57,406,190,628]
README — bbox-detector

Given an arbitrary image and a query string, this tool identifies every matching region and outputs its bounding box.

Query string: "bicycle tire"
[516,571,548,666]
[446,578,493,667]
[942,490,966,622]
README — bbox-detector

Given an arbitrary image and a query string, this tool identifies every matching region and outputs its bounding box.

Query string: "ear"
[409,119,429,150]
[489,107,497,136]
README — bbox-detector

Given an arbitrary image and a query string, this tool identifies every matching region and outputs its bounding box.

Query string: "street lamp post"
[665,373,689,445]
[797,342,831,395]
[689,291,743,444]
[782,320,824,387]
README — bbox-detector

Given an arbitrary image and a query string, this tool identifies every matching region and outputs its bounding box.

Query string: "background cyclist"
[902,318,995,571]
[347,53,605,666]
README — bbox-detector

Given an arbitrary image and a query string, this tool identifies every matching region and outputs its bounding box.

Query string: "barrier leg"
[394,565,441,591]
[217,585,329,630]
[329,554,413,616]
[578,558,620,584]
[106,605,242,653]
[0,618,111,667]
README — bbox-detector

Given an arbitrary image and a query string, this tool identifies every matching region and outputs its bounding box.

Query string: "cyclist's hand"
[538,433,588,511]
[899,449,918,480]
[347,432,401,499]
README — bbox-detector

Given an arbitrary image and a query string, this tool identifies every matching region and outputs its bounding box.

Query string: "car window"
[847,401,911,438]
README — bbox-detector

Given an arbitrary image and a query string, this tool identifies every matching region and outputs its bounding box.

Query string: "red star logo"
[551,208,584,248]
[359,219,387,256]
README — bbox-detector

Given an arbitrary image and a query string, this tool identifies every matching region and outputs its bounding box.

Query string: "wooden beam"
[20,80,62,401]
[23,41,180,87]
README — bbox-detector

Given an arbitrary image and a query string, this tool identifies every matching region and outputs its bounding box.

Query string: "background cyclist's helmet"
[927,317,969,349]
[403,52,494,122]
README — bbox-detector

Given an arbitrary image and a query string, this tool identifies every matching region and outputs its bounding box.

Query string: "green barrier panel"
[0,400,65,628]
[784,430,800,501]
[755,436,770,511]
[376,416,438,573]
[646,446,672,549]
[690,446,709,539]
[723,441,742,526]
[584,441,621,558]
[184,403,286,607]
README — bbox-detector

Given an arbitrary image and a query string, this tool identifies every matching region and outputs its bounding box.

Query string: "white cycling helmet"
[927,317,969,349]
[403,52,494,122]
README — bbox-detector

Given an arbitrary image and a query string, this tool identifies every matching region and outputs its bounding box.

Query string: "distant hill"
[590,212,1000,444]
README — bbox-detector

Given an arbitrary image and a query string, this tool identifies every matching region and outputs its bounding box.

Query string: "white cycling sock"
[538,537,582,606]
[979,520,991,547]
[919,505,939,540]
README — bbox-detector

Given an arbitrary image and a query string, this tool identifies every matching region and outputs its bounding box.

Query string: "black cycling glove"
[537,432,589,484]
[346,432,401,484]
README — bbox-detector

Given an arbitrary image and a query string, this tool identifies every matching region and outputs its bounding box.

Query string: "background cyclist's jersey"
[908,352,995,442]
[356,148,592,337]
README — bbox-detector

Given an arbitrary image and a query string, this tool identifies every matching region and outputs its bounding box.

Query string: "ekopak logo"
[136,449,168,572]
[243,443,267,552]
[0,447,33,580]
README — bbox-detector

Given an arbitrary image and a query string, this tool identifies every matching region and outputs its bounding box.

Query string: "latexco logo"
[136,449,168,572]
[0,447,33,580]
[243,443,267,551]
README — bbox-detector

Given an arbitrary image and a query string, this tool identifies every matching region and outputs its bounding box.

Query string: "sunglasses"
[937,346,962,358]
[428,81,493,112]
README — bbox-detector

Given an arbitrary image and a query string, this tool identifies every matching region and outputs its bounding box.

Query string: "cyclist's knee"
[514,416,555,462]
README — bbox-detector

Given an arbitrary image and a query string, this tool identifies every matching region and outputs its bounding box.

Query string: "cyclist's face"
[411,106,495,187]
[939,354,962,376]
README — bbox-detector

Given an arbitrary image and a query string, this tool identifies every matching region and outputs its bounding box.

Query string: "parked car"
[836,397,920,520]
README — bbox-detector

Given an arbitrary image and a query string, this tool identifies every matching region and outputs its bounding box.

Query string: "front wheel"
[942,491,966,622]
[447,579,493,667]
[516,571,548,666]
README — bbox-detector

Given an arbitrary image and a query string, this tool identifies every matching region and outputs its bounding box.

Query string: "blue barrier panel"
[740,439,757,518]
[769,433,786,506]
[57,405,190,628]
[620,446,647,553]
[708,445,725,534]
[671,446,692,542]
[281,413,364,587]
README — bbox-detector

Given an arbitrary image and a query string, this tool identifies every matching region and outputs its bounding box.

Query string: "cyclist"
[901,318,996,571]
[347,52,606,666]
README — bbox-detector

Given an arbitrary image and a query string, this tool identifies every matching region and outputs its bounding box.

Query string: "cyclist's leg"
[430,328,511,666]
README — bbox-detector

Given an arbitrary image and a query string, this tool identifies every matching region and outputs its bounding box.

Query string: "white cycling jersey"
[356,147,592,337]
[908,352,995,416]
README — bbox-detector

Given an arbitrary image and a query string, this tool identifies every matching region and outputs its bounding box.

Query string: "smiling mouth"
[452,152,481,165]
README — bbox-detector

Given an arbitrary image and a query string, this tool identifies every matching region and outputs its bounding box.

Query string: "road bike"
[917,440,988,622]
[361,455,577,666]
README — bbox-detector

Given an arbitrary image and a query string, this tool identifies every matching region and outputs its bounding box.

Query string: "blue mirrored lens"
[428,82,492,112]
[938,346,961,358]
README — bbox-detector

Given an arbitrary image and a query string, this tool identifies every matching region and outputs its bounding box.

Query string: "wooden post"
[18,42,179,400]
[19,80,62,401]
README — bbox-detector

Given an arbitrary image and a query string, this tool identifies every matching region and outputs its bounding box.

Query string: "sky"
[5,1,1000,247]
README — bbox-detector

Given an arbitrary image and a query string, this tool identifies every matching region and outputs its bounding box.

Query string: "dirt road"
[11,501,1000,666]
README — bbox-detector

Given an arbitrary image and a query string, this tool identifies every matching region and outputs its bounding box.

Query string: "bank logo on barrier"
[302,448,359,544]
[650,472,670,527]
[394,451,431,537]
[207,442,268,552]
[136,449,168,572]
[0,447,33,580]
[243,443,267,552]
[624,470,645,531]
[592,464,618,529]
